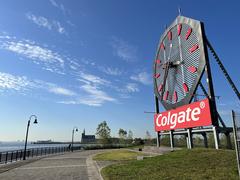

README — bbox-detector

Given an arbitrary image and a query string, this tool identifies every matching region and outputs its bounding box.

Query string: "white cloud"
[0,72,33,92]
[125,83,139,93]
[130,72,152,85]
[49,0,58,7]
[99,67,123,76]
[6,42,64,65]
[113,82,139,94]
[59,84,116,106]
[49,0,67,15]
[61,71,116,106]
[54,21,65,34]
[110,37,138,62]
[0,36,64,74]
[33,80,76,97]
[80,58,95,66]
[0,33,140,106]
[26,13,52,30]
[49,87,76,96]
[26,13,66,34]
[81,84,116,105]
[78,72,110,85]
[0,72,76,98]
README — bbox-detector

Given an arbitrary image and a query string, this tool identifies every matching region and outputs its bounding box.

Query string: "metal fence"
[0,145,82,164]
[232,110,240,176]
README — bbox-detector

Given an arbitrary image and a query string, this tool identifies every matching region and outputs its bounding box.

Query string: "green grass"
[93,150,145,161]
[101,148,239,180]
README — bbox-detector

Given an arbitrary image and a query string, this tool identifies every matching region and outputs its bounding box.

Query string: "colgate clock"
[153,16,207,110]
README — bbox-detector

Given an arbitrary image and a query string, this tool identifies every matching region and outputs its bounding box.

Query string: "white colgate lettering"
[155,107,202,129]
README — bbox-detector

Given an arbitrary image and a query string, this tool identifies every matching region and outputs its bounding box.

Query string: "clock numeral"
[160,43,165,50]
[177,24,182,36]
[158,84,163,92]
[185,28,192,40]
[164,91,169,101]
[155,59,161,64]
[189,44,199,53]
[154,73,160,79]
[168,31,172,40]
[188,66,197,73]
[183,83,189,93]
[174,91,178,102]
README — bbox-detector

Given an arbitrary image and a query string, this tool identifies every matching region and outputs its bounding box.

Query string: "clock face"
[153,16,207,110]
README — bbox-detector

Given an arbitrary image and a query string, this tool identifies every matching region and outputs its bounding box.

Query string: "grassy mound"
[101,148,238,180]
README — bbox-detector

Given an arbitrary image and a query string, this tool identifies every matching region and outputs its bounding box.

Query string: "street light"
[23,115,38,160]
[71,126,78,152]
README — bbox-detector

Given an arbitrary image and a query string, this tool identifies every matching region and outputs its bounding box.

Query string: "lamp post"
[71,127,78,152]
[23,115,38,160]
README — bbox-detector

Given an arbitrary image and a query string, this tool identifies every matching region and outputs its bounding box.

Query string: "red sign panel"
[154,98,212,131]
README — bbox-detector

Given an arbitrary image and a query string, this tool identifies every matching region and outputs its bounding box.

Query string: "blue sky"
[0,0,239,141]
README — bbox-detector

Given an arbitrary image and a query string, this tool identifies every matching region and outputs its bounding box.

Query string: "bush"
[132,138,144,146]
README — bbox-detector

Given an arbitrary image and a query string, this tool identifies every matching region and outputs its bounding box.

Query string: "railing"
[0,146,82,164]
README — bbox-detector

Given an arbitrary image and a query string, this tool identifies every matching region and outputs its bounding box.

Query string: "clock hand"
[161,61,170,100]
[168,43,173,61]
[160,43,176,101]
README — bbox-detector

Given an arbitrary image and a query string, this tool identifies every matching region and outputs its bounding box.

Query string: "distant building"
[81,129,95,143]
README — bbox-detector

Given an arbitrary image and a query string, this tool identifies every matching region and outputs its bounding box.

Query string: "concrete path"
[0,150,105,180]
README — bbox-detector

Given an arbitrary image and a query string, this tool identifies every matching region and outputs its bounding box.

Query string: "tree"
[145,130,152,145]
[126,130,134,144]
[133,138,144,146]
[118,128,127,139]
[96,121,111,144]
[128,130,133,139]
[145,130,151,140]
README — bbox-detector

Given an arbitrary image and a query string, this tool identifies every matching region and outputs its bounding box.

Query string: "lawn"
[101,148,239,180]
[93,149,145,161]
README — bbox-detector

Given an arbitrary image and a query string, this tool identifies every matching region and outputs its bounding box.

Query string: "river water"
[0,142,71,152]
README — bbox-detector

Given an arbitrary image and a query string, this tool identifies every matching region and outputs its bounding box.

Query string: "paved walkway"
[0,150,104,180]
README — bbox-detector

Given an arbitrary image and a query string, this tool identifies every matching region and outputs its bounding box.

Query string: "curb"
[86,153,103,180]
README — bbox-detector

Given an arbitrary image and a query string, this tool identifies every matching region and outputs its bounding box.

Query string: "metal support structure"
[232,110,240,176]
[157,133,161,147]
[169,130,174,150]
[186,135,189,149]
[202,31,219,127]
[225,132,232,149]
[206,38,240,101]
[154,96,161,147]
[187,129,193,149]
[199,82,227,128]
[199,66,233,150]
[202,132,208,148]
[213,126,219,149]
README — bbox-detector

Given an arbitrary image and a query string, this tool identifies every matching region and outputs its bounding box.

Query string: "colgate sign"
[154,98,212,131]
